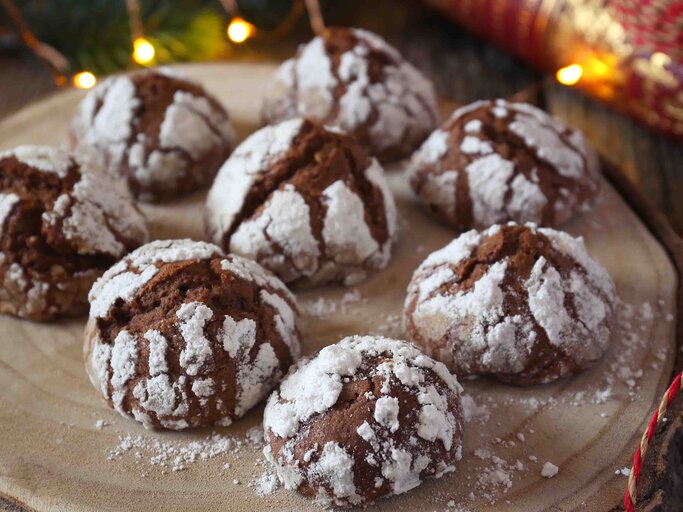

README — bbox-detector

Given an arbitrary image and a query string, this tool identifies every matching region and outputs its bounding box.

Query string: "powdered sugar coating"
[70,70,235,202]
[206,119,304,243]
[1,145,72,177]
[263,335,463,507]
[404,223,616,384]
[263,27,437,162]
[0,146,148,320]
[88,239,222,321]
[85,239,301,430]
[409,99,601,230]
[206,119,397,287]
[0,193,19,234]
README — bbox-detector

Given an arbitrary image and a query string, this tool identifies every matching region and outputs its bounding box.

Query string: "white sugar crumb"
[246,426,264,445]
[95,419,109,430]
[541,462,559,478]
[615,467,631,477]
[251,471,280,496]
[460,394,490,423]
[300,288,366,317]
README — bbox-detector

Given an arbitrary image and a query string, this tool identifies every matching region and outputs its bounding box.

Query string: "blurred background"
[1,0,682,232]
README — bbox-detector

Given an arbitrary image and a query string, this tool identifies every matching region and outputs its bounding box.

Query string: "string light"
[133,37,155,65]
[73,71,97,89]
[227,17,255,43]
[556,64,583,85]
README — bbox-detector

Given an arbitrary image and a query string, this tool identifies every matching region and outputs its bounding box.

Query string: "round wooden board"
[0,63,678,512]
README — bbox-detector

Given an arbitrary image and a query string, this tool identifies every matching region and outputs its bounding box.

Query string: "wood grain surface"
[0,63,678,512]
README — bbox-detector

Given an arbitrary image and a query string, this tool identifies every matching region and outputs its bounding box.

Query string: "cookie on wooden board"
[263,335,463,508]
[84,239,301,430]
[262,27,438,162]
[205,118,397,287]
[0,145,148,321]
[409,99,601,230]
[70,69,236,202]
[404,223,616,385]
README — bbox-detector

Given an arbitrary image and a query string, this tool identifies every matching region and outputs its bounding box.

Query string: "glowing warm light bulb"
[556,64,583,85]
[133,37,155,65]
[227,17,255,44]
[73,71,97,89]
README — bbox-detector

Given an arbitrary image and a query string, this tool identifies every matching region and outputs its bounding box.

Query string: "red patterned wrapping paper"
[423,0,683,141]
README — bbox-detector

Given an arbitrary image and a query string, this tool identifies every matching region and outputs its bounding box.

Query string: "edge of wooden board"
[601,159,683,511]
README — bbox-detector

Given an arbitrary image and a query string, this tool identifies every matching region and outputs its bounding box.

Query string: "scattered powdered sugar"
[469,447,528,500]
[300,288,366,317]
[107,429,265,475]
[460,394,491,424]
[443,295,670,506]
[251,470,280,496]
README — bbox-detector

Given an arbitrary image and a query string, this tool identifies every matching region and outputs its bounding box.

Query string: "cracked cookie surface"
[404,223,616,385]
[262,28,438,163]
[70,70,236,202]
[264,335,463,508]
[0,145,148,320]
[85,239,301,430]
[205,118,397,287]
[409,99,601,230]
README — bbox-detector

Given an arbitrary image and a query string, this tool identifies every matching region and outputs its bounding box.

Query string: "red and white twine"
[624,371,682,512]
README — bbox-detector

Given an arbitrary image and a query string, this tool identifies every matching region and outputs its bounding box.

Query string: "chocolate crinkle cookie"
[404,223,616,385]
[70,69,236,202]
[262,27,438,162]
[409,99,601,230]
[263,335,463,508]
[0,146,148,321]
[205,118,397,287]
[84,239,301,430]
